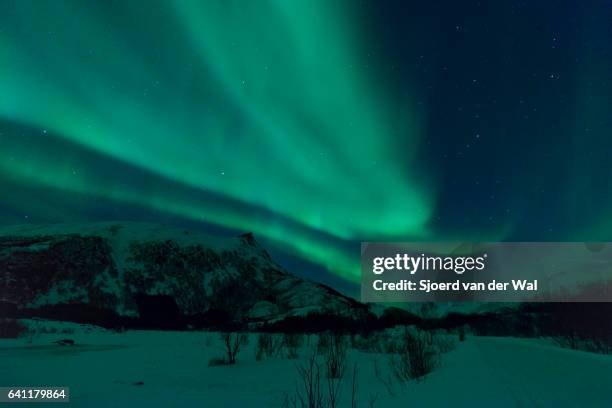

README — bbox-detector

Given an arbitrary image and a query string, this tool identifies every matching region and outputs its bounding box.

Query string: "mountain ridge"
[0,222,372,330]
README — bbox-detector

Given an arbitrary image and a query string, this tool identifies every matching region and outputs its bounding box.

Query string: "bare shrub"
[351,333,383,353]
[282,349,361,408]
[458,325,467,342]
[256,333,303,360]
[382,336,401,354]
[282,333,303,359]
[389,348,412,384]
[211,332,248,365]
[255,333,281,360]
[326,373,342,408]
[552,334,611,355]
[325,334,348,379]
[433,333,456,354]
[374,358,396,397]
[586,337,603,352]
[389,328,438,382]
[350,363,358,408]
[316,331,332,354]
[585,338,611,355]
[283,351,325,408]
[554,332,580,350]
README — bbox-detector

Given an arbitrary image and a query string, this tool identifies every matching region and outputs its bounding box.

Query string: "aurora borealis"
[0,1,610,288]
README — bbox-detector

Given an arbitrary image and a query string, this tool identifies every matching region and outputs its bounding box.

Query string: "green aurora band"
[0,1,430,281]
[1,1,610,282]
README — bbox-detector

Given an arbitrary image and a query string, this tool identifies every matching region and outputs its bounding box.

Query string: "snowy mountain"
[0,223,371,329]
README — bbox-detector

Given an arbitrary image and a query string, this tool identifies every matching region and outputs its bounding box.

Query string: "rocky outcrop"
[0,223,370,329]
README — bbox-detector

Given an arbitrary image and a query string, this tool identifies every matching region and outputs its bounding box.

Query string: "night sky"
[0,1,610,291]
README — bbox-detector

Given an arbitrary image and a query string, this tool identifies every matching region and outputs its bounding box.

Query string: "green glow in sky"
[3,1,610,283]
[0,1,431,281]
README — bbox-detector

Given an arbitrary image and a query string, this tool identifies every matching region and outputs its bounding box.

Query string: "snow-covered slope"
[0,223,370,328]
[2,331,611,407]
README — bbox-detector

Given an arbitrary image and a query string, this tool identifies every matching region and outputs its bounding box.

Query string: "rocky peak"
[0,223,370,330]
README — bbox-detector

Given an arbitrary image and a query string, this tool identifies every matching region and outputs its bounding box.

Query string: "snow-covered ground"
[1,329,611,407]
